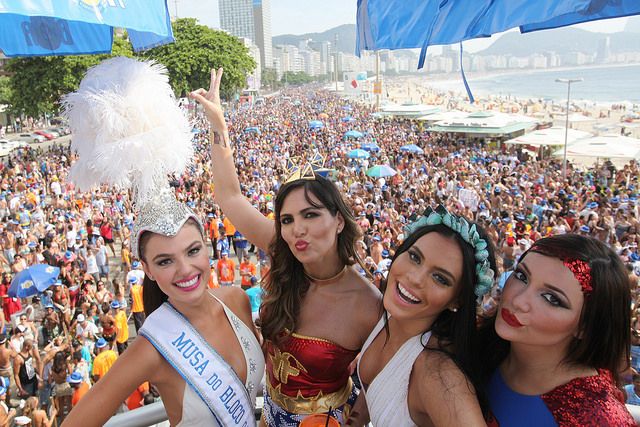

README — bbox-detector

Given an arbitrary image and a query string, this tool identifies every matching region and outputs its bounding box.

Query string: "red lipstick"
[501,308,524,328]
[295,240,309,251]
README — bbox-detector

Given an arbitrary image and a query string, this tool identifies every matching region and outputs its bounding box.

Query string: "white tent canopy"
[553,135,640,166]
[504,126,592,147]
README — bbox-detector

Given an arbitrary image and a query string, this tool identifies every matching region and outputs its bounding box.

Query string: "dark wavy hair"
[479,234,631,384]
[380,221,497,415]
[260,175,362,345]
[139,219,202,316]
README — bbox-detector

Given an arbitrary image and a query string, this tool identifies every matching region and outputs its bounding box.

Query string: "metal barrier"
[104,397,264,427]
[102,400,640,426]
[104,402,168,427]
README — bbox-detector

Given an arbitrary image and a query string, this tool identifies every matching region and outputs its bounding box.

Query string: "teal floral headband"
[404,205,495,297]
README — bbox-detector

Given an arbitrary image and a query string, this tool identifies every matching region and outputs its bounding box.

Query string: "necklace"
[306,265,348,285]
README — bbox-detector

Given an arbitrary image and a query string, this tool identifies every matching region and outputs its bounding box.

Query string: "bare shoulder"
[209,287,253,329]
[410,350,485,426]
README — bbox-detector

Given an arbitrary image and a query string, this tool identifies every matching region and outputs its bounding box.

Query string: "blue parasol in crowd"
[344,130,365,139]
[0,0,174,56]
[361,142,381,152]
[341,116,356,123]
[8,264,61,298]
[244,127,261,134]
[400,144,424,154]
[309,120,324,129]
[366,164,397,178]
[347,149,371,159]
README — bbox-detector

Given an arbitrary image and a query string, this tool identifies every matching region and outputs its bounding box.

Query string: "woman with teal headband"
[349,205,496,426]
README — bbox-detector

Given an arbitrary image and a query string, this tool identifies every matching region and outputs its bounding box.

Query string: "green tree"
[5,36,133,117]
[261,67,279,90]
[281,71,314,86]
[141,18,256,99]
[0,76,11,106]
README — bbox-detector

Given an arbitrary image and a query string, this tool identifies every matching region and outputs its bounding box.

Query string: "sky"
[173,0,630,52]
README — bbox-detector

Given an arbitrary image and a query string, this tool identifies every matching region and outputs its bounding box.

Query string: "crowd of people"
[0,70,637,425]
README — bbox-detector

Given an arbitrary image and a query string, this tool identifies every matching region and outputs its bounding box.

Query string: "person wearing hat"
[125,260,145,288]
[128,275,146,334]
[0,383,15,426]
[74,313,98,353]
[91,338,117,383]
[216,250,235,287]
[113,301,129,355]
[13,339,40,398]
[68,371,90,408]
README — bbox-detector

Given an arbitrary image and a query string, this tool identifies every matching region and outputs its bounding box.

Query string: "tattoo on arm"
[213,132,227,149]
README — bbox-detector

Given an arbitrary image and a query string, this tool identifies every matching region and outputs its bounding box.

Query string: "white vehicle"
[0,139,27,151]
[13,133,45,143]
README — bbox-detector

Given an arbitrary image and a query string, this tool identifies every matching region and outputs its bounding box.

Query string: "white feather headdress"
[63,57,201,257]
[62,56,193,205]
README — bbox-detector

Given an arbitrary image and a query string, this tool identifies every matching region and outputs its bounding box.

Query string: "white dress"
[176,294,264,426]
[357,316,431,427]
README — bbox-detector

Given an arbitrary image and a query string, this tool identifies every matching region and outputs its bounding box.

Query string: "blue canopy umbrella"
[309,120,324,129]
[341,116,356,123]
[0,0,173,56]
[347,149,370,159]
[361,142,381,152]
[344,130,365,139]
[366,164,397,178]
[244,127,261,134]
[400,144,424,154]
[8,264,60,298]
[356,0,640,101]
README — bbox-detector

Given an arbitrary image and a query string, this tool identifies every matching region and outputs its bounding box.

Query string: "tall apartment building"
[219,0,272,69]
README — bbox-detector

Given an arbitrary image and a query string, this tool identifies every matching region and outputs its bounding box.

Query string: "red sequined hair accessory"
[529,244,593,295]
[562,259,593,294]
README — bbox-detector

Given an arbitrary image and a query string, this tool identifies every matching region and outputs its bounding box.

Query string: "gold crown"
[285,153,325,183]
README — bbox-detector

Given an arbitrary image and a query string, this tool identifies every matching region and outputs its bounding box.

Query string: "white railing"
[104,398,264,427]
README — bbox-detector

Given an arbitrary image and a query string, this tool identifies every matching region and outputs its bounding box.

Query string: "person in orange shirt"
[239,253,257,290]
[126,382,150,410]
[112,301,129,354]
[129,279,145,333]
[68,372,90,407]
[216,250,235,286]
[222,215,236,254]
[91,338,117,383]
[208,259,220,289]
[207,214,220,259]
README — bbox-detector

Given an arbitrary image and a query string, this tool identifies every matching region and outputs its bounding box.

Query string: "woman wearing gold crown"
[61,58,264,427]
[191,69,381,425]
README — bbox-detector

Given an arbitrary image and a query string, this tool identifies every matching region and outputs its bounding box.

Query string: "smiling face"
[141,222,209,306]
[495,252,584,352]
[279,187,344,268]
[383,232,463,328]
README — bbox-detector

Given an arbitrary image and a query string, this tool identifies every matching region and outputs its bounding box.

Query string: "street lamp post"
[556,78,583,180]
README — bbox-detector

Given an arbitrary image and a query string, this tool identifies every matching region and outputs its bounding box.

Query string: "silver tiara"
[132,187,203,259]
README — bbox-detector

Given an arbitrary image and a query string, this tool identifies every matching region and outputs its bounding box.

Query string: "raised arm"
[190,68,275,251]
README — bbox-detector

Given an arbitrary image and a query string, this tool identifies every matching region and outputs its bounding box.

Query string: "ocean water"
[455,64,640,104]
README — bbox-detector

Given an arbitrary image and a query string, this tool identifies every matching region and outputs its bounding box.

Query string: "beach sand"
[380,75,640,138]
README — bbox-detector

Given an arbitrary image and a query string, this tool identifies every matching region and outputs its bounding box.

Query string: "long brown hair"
[260,176,361,345]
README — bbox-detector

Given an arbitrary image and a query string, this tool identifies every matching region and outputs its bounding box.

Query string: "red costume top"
[265,332,358,414]
[487,369,635,426]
